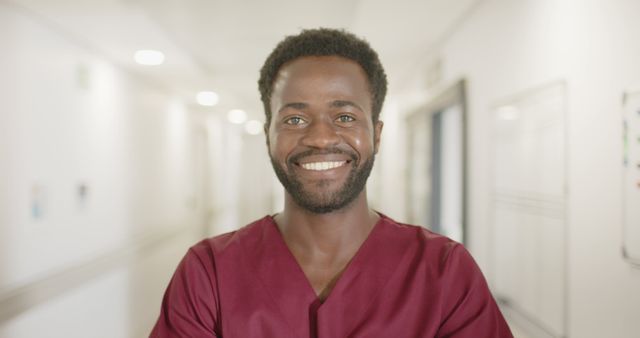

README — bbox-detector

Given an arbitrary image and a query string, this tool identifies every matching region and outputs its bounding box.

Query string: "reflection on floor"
[501,304,546,338]
[509,322,535,338]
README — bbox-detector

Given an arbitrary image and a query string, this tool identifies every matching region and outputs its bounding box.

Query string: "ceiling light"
[245,120,263,135]
[197,91,219,106]
[134,50,165,66]
[496,106,520,120]
[227,109,247,124]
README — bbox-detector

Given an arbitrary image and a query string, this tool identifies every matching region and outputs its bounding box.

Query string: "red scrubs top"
[150,214,513,337]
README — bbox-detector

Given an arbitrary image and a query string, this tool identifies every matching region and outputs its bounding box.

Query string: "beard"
[270,149,375,214]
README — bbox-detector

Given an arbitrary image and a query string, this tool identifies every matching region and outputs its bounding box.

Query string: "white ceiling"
[11,0,480,120]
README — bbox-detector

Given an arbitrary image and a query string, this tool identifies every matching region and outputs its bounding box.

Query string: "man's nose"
[300,118,341,149]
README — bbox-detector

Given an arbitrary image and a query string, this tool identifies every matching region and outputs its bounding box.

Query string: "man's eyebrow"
[330,100,364,112]
[277,102,308,113]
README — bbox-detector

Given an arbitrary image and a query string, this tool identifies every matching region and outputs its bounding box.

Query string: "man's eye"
[337,115,355,123]
[285,116,304,125]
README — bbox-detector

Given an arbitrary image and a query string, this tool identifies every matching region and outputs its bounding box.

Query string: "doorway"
[406,80,467,244]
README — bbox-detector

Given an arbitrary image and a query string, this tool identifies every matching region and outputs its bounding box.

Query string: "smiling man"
[151,28,512,337]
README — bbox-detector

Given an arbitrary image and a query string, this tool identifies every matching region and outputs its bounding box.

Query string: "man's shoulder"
[190,215,273,258]
[378,213,462,263]
[379,213,458,244]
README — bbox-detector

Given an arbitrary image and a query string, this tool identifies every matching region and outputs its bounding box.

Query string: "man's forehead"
[272,56,370,96]
[271,61,371,112]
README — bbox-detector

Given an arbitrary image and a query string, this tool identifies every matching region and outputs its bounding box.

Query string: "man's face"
[266,56,383,213]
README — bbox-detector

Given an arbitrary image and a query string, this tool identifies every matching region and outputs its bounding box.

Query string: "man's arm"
[437,244,513,338]
[150,247,220,337]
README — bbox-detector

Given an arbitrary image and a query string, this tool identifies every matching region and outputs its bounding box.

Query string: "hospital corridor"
[1,0,639,337]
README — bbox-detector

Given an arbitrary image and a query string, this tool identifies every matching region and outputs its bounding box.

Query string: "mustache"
[289,148,358,164]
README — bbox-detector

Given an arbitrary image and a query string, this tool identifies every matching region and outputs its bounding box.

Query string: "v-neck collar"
[267,213,383,303]
[241,213,413,337]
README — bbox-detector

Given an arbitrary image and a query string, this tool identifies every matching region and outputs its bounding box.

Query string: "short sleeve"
[149,246,220,337]
[436,244,513,338]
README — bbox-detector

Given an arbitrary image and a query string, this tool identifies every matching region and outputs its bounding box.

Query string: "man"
[150,28,512,337]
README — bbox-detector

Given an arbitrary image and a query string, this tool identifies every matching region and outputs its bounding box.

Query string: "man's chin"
[289,188,359,214]
[293,199,347,214]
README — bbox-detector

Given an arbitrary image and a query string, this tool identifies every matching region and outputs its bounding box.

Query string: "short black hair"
[258,28,387,126]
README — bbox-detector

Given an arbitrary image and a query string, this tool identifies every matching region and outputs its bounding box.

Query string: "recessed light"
[197,91,219,106]
[245,120,263,135]
[227,109,247,124]
[497,106,519,121]
[134,50,165,66]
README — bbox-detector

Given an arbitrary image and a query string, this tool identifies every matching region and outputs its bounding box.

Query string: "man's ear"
[373,120,383,154]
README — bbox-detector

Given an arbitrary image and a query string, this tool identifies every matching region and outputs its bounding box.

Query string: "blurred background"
[1,0,640,337]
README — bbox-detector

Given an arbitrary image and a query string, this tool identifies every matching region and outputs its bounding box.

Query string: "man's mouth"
[300,161,348,171]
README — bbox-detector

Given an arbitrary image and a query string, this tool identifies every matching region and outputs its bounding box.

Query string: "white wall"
[204,115,275,234]
[238,131,276,225]
[402,0,640,336]
[369,98,408,219]
[0,3,204,337]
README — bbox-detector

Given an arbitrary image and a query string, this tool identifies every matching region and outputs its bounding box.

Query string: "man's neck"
[273,191,379,262]
[273,190,380,299]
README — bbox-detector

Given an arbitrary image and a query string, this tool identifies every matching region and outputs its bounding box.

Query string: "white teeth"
[301,161,346,171]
